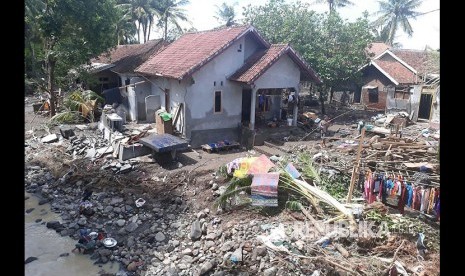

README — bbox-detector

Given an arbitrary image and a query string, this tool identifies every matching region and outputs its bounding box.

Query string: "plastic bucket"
[287,118,293,126]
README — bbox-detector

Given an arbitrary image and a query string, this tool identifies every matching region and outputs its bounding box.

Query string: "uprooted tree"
[243,0,373,114]
[26,0,119,116]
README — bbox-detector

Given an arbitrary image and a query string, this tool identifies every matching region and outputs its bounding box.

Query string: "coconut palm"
[115,4,138,45]
[156,0,190,41]
[373,0,422,45]
[214,2,237,27]
[314,0,354,13]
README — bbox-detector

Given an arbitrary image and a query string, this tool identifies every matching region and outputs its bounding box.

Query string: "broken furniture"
[139,133,188,160]
[201,140,240,153]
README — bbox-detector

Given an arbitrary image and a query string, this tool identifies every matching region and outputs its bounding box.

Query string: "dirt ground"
[25,98,440,275]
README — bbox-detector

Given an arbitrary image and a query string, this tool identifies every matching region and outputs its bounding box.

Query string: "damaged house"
[88,39,168,121]
[355,43,439,122]
[125,25,322,147]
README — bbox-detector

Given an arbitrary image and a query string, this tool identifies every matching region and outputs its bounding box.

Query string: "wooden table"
[139,133,188,159]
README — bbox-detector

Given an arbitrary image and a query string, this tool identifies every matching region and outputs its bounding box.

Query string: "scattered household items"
[135,198,146,208]
[201,140,240,153]
[251,173,280,207]
[103,237,118,248]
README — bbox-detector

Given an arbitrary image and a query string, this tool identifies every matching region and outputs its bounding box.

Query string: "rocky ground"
[25,97,440,276]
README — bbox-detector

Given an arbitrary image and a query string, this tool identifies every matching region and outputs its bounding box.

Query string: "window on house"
[238,44,242,52]
[99,77,109,82]
[368,87,379,103]
[214,91,222,113]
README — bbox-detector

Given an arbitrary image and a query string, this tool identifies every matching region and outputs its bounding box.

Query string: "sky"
[175,0,439,50]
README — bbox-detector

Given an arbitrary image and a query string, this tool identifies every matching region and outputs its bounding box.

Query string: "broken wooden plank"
[301,207,325,234]
[335,243,350,258]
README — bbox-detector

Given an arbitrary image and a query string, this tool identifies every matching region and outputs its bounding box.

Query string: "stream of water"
[25,192,120,276]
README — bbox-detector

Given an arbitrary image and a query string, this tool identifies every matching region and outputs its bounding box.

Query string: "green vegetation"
[243,0,374,114]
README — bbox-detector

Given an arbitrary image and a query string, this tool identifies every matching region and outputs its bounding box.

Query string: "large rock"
[77,218,87,226]
[155,232,166,242]
[205,240,215,249]
[98,249,112,257]
[104,206,114,213]
[199,260,215,275]
[190,220,202,241]
[116,219,126,227]
[263,267,278,276]
[111,198,124,205]
[127,262,139,272]
[41,134,58,143]
[205,233,216,241]
[38,198,49,205]
[125,222,138,232]
[60,127,75,139]
[46,221,61,230]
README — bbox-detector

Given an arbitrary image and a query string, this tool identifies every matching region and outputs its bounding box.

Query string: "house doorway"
[353,89,361,103]
[165,89,170,112]
[418,93,433,120]
[241,89,252,124]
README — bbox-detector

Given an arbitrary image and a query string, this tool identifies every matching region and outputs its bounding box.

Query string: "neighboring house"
[132,25,321,147]
[88,39,167,94]
[355,43,439,121]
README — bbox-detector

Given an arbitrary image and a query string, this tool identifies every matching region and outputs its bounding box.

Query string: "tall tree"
[215,2,237,27]
[115,3,138,45]
[35,0,119,116]
[243,0,373,114]
[373,0,422,45]
[156,0,190,41]
[314,0,354,13]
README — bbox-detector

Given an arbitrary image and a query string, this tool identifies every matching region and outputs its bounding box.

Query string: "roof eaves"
[181,26,270,80]
[286,47,323,84]
[247,45,289,84]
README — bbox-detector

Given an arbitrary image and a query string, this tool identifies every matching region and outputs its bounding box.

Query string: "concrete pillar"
[249,88,257,130]
[293,86,299,126]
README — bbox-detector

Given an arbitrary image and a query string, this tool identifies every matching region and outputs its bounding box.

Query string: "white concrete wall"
[184,38,248,137]
[254,54,300,89]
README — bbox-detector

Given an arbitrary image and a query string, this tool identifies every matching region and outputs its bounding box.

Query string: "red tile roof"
[135,25,269,79]
[92,39,167,74]
[229,44,321,84]
[372,59,417,84]
[390,49,433,75]
[367,42,391,58]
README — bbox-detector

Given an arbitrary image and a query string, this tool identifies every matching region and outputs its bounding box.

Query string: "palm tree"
[314,0,354,13]
[214,2,237,27]
[115,4,138,45]
[373,0,422,45]
[156,0,190,41]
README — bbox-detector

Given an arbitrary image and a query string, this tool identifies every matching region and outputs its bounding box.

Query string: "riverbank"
[25,99,439,275]
[25,192,120,276]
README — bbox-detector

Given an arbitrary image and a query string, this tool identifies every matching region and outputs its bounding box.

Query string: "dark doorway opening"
[418,93,433,120]
[354,89,361,103]
[241,89,252,123]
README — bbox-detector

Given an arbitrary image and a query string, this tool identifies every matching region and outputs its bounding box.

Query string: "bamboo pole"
[347,128,365,203]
